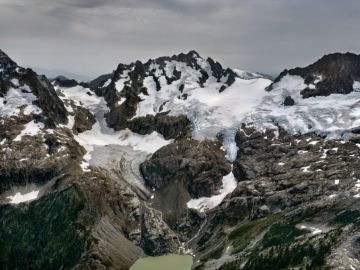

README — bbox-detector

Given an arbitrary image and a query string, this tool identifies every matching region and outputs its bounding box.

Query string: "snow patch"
[7,190,39,204]
[14,120,44,141]
[102,78,111,88]
[186,170,237,212]
[301,166,311,173]
[0,86,42,117]
[354,81,360,90]
[299,224,322,235]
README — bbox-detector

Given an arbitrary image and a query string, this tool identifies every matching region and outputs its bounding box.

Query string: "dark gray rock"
[72,106,96,134]
[267,52,360,98]
[140,139,231,198]
[283,96,295,106]
[53,76,79,88]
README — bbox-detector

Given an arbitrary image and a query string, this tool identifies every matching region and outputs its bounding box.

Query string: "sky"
[1,0,360,80]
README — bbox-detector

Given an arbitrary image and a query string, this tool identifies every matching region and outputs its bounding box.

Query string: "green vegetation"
[333,210,360,225]
[197,232,212,248]
[228,214,279,254]
[219,241,332,270]
[261,222,306,248]
[201,244,225,261]
[0,187,93,270]
[243,241,331,270]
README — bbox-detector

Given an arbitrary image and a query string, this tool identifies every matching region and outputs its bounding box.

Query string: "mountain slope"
[2,50,360,270]
[246,53,360,139]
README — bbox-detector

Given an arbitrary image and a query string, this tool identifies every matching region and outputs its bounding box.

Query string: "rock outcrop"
[140,139,231,199]
[267,52,360,98]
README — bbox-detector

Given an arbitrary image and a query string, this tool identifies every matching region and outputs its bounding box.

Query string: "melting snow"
[7,190,39,204]
[14,120,44,141]
[302,166,311,173]
[186,170,237,212]
[309,141,319,145]
[299,224,322,235]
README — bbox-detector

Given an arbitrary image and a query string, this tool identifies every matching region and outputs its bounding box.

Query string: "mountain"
[1,49,360,270]
[29,66,93,82]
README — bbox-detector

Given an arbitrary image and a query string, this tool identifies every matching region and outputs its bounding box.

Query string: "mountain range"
[1,49,360,270]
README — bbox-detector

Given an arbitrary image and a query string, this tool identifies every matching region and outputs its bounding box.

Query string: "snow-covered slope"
[248,74,360,139]
[95,51,271,161]
[56,84,171,171]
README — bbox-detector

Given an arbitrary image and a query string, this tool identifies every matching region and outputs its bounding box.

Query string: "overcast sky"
[1,0,360,80]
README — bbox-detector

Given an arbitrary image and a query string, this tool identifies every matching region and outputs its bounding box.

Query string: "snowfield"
[14,120,45,141]
[57,85,171,172]
[7,190,39,204]
[248,75,360,139]
[186,170,237,212]
[0,86,42,117]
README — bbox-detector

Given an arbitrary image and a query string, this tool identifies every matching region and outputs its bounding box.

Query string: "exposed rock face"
[128,113,191,140]
[140,139,231,198]
[267,52,360,98]
[140,206,180,255]
[232,126,360,209]
[189,126,360,270]
[53,76,79,88]
[72,106,96,134]
[23,71,68,127]
[283,95,295,106]
[86,73,113,90]
[0,50,68,128]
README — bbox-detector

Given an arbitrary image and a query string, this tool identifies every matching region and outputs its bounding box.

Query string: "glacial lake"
[130,254,193,270]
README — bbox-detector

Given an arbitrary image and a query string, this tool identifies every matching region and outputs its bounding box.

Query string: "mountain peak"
[0,49,17,67]
[267,52,360,97]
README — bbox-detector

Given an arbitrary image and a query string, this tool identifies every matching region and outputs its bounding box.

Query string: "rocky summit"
[2,49,360,270]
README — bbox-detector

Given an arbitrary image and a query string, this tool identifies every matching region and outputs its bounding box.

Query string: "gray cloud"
[1,0,359,79]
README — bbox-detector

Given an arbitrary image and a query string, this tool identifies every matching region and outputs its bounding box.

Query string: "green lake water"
[130,254,193,270]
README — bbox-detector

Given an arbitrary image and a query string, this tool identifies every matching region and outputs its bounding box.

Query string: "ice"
[7,190,39,204]
[248,74,360,139]
[132,60,271,143]
[221,128,239,162]
[354,81,360,90]
[186,170,237,212]
[57,85,102,111]
[120,59,271,162]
